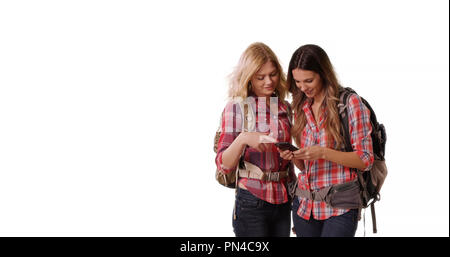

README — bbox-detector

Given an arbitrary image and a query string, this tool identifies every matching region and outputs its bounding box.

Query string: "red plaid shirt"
[295,93,374,220]
[215,94,295,204]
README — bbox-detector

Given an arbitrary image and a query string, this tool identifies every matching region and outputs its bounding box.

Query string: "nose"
[264,76,273,85]
[299,84,309,93]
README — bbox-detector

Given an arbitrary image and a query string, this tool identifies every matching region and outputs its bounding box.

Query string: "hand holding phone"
[275,142,299,152]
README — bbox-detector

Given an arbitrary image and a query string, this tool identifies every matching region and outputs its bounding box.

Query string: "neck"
[266,96,271,106]
[252,93,274,106]
[313,90,325,107]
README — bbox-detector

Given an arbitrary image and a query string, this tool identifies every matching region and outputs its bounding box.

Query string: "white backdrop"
[0,0,448,237]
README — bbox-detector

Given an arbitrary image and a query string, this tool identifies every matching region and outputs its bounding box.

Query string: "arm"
[220,133,247,171]
[215,102,242,174]
[215,102,275,173]
[323,148,366,170]
[345,93,374,171]
[292,144,366,171]
[221,132,275,171]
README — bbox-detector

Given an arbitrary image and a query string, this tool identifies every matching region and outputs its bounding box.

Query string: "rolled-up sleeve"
[215,101,242,174]
[347,94,374,171]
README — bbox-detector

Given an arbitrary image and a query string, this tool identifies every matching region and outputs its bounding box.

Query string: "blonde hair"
[228,42,289,101]
[287,44,343,149]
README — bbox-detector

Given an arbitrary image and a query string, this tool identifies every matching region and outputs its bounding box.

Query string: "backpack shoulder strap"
[338,87,355,152]
[236,98,255,132]
[235,98,254,169]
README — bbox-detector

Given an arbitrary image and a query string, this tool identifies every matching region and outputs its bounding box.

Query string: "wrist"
[237,132,248,147]
[321,147,328,160]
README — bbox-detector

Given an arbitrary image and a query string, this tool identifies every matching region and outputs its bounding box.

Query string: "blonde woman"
[279,44,374,237]
[215,42,296,237]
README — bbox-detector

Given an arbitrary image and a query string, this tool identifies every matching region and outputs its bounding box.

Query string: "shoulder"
[347,93,363,105]
[345,93,371,124]
[223,99,240,111]
[340,88,364,109]
[222,99,244,119]
[346,93,367,111]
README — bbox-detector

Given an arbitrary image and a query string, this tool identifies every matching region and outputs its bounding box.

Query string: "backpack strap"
[237,98,256,133]
[294,186,332,202]
[237,100,252,169]
[338,87,355,153]
[239,161,289,182]
[243,103,249,131]
[371,202,377,233]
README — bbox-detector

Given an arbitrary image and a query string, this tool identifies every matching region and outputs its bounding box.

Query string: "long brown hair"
[287,44,343,148]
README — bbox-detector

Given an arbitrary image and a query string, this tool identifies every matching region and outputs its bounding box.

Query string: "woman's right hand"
[240,132,276,152]
[277,148,294,160]
[277,148,305,171]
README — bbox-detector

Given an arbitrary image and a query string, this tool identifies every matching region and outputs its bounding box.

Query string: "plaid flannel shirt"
[215,95,296,204]
[295,93,374,220]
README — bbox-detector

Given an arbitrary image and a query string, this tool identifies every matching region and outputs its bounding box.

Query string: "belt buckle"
[269,172,280,182]
[310,191,316,200]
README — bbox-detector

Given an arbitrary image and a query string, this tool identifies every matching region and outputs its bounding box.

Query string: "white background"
[0,0,448,237]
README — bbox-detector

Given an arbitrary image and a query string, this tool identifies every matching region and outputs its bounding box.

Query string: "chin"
[265,89,275,96]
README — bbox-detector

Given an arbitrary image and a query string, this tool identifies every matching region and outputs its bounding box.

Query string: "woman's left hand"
[293,146,326,160]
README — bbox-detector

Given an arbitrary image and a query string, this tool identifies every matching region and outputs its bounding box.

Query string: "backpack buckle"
[264,172,280,182]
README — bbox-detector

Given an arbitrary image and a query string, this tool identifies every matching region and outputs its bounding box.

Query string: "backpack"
[338,87,388,234]
[213,100,255,188]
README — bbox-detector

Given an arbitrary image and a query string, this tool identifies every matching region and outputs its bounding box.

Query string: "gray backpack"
[339,87,387,233]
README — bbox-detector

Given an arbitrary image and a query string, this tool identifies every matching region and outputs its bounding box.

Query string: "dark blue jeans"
[292,196,358,237]
[232,188,291,237]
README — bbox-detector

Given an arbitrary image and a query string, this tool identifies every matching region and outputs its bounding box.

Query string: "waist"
[239,161,289,181]
[297,169,357,188]
[237,182,289,204]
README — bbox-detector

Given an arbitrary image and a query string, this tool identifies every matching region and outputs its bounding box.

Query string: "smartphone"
[275,142,299,151]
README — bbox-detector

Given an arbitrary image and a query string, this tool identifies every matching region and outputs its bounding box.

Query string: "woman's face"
[292,68,324,100]
[250,61,279,97]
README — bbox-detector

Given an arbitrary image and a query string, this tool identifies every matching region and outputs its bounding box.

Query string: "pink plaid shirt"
[215,94,296,204]
[295,93,374,220]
